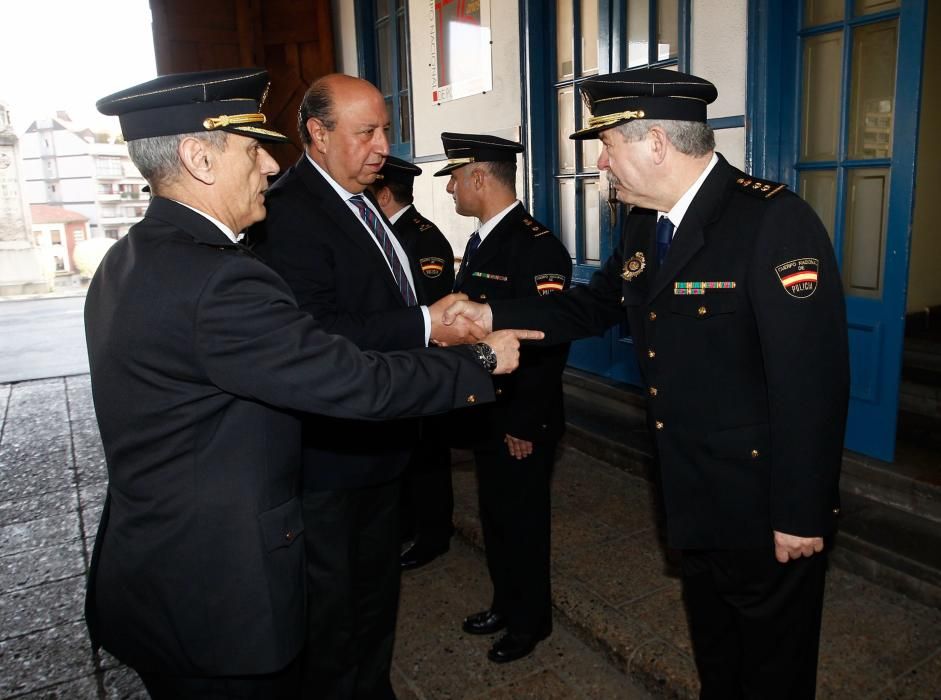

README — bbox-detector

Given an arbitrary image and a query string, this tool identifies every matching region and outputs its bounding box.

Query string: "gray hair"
[127,131,228,192]
[614,119,715,157]
[297,80,335,146]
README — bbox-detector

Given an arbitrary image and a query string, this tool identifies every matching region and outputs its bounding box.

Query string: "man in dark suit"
[443,69,850,698]
[367,156,458,570]
[434,133,572,664]
[250,74,485,699]
[86,68,534,700]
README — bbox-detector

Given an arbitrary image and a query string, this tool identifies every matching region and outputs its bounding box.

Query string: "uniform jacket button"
[466,394,477,404]
[655,420,664,430]
[649,386,658,396]
[697,305,707,316]
[285,530,294,541]
[647,349,656,359]
[833,507,841,515]
[495,388,503,396]
[649,311,657,321]
[479,294,487,300]
[750,449,760,459]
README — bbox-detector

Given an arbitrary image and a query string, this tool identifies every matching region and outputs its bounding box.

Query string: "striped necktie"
[349,195,417,306]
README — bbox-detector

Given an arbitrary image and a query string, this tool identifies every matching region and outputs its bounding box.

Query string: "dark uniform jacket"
[84,197,492,676]
[494,156,849,549]
[454,203,572,448]
[250,156,428,489]
[392,204,455,303]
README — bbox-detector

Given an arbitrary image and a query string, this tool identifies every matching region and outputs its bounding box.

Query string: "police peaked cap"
[96,67,290,144]
[377,156,422,186]
[571,67,717,140]
[433,132,524,176]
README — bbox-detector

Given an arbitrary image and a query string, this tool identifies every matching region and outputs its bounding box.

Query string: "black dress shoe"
[461,609,507,635]
[400,540,449,570]
[487,631,544,663]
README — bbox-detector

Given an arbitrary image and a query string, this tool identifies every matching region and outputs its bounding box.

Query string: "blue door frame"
[748,0,927,462]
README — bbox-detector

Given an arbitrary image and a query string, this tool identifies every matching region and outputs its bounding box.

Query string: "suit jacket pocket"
[258,497,304,552]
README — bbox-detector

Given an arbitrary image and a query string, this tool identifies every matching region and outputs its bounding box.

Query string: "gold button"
[648,311,657,321]
[697,306,707,316]
[285,531,293,540]
[750,449,760,459]
[648,386,658,396]
[655,420,664,430]
[648,349,656,359]
[620,296,625,304]
[466,394,477,404]
[495,388,503,396]
[833,507,841,515]
[479,294,487,300]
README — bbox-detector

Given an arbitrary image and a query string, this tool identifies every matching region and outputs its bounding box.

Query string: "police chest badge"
[420,257,445,278]
[621,252,646,281]
[775,258,819,298]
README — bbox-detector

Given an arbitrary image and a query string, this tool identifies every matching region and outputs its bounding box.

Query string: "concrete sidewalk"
[2,376,940,698]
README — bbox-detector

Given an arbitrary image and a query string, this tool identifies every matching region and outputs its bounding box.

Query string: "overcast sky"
[1,0,157,133]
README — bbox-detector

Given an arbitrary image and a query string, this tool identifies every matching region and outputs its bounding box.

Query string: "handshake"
[428,294,524,374]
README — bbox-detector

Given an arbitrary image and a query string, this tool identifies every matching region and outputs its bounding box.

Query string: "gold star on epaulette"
[735,176,787,199]
[522,217,550,237]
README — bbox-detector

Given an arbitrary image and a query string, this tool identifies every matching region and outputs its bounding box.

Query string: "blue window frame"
[522,0,690,386]
[356,0,412,158]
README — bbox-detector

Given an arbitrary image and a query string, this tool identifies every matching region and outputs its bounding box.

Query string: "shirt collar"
[306,151,358,201]
[660,152,719,230]
[172,199,239,243]
[388,203,412,226]
[478,199,520,243]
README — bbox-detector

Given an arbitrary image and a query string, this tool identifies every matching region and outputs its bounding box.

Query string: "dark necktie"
[454,231,480,290]
[656,216,675,266]
[349,195,417,306]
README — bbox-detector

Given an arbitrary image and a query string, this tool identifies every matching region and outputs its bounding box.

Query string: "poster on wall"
[429,0,493,104]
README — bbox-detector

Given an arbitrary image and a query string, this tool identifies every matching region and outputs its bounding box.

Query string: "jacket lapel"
[646,156,732,302]
[468,202,523,274]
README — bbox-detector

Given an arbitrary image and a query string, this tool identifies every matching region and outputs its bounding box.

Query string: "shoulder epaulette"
[521,216,552,237]
[735,175,787,200]
[411,215,435,233]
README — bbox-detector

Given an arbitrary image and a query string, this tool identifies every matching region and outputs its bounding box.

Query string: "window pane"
[855,0,899,15]
[799,170,838,242]
[581,0,599,75]
[557,0,574,79]
[843,168,890,298]
[558,88,576,173]
[582,179,601,263]
[657,0,678,62]
[399,92,410,143]
[581,99,601,171]
[377,23,392,94]
[375,0,391,20]
[397,12,408,91]
[627,0,649,67]
[801,31,843,161]
[559,179,577,258]
[803,0,843,26]
[848,20,897,159]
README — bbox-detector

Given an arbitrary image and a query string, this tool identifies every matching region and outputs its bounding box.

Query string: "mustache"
[604,171,622,188]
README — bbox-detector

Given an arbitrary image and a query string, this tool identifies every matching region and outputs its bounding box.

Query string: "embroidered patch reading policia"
[775,258,819,298]
[420,257,445,278]
[535,273,566,295]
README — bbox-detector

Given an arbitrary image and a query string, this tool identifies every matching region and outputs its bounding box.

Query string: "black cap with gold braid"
[96,68,290,144]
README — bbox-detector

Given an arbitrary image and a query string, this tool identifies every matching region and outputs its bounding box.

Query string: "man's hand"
[505,434,534,460]
[442,299,493,334]
[429,293,487,346]
[484,329,544,374]
[773,530,824,563]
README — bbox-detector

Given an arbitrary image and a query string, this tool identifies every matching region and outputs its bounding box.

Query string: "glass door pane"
[558,88,576,173]
[627,0,649,67]
[855,0,899,15]
[801,31,843,161]
[848,20,897,159]
[581,0,599,75]
[843,168,890,298]
[799,170,838,241]
[582,180,601,263]
[559,179,577,257]
[557,0,575,79]
[657,0,678,61]
[803,0,843,26]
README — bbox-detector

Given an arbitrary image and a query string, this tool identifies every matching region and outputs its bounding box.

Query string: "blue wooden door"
[750,0,926,462]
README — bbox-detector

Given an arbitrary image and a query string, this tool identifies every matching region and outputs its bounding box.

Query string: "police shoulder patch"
[735,175,787,199]
[420,257,445,278]
[535,273,566,295]
[775,258,819,298]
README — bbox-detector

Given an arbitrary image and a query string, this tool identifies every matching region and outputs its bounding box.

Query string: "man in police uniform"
[443,70,849,697]
[367,156,458,570]
[86,68,535,699]
[435,132,572,663]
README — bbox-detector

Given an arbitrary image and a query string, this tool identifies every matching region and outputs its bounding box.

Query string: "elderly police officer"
[87,68,537,700]
[437,132,572,664]
[443,69,849,697]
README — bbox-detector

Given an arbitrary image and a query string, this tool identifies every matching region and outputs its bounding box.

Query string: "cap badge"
[621,252,646,281]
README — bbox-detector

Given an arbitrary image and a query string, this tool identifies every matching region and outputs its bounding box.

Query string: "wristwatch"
[472,342,498,374]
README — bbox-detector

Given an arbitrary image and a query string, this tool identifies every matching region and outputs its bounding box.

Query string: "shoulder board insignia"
[735,176,787,199]
[521,216,551,237]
